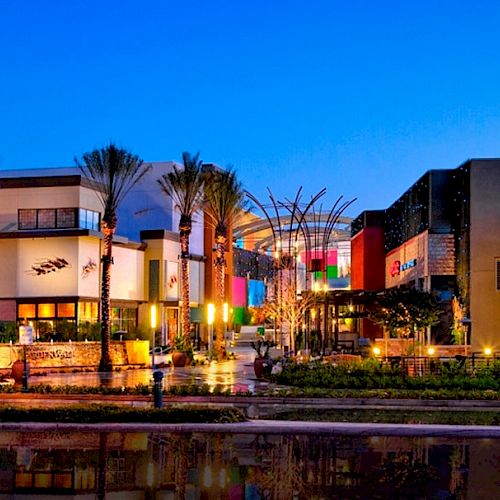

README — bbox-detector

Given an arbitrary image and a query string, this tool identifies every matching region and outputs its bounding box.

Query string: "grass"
[273,408,500,426]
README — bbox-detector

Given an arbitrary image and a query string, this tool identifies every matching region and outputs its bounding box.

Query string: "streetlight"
[150,304,157,369]
[207,303,215,358]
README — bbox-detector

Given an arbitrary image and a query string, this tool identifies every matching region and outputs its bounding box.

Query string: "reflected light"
[203,465,212,488]
[146,462,154,488]
[223,303,229,323]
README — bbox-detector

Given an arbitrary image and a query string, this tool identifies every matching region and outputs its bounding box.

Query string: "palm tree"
[75,143,149,371]
[157,152,205,345]
[203,167,247,358]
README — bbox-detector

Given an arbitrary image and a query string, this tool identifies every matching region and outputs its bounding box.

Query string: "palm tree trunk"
[180,232,191,340]
[99,223,114,372]
[214,235,226,358]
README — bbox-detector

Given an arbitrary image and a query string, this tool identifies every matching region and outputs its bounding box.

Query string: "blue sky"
[1,0,500,216]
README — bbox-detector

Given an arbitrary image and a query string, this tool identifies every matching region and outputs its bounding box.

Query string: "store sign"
[19,325,33,345]
[389,258,417,277]
[401,258,417,271]
[389,260,401,277]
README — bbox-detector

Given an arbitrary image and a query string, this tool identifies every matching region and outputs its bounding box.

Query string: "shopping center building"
[351,158,500,352]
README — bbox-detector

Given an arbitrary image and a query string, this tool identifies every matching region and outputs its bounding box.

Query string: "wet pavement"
[28,345,270,393]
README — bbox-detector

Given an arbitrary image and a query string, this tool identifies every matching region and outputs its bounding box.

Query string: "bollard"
[153,370,164,409]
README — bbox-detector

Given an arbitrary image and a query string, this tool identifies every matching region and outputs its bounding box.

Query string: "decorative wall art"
[81,258,97,279]
[26,257,71,276]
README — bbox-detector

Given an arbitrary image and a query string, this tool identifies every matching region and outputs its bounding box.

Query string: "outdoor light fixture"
[207,303,215,357]
[484,347,492,356]
[427,347,435,356]
[150,304,157,329]
[313,281,321,293]
[207,303,215,325]
[323,283,328,293]
[150,304,157,369]
[373,346,381,356]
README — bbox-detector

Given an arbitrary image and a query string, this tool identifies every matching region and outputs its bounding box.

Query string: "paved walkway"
[29,345,270,393]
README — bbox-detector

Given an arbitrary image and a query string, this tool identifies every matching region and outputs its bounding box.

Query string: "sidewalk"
[28,345,270,393]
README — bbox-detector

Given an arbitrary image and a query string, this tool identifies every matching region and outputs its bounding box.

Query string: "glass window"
[37,209,56,229]
[38,303,56,318]
[18,209,37,229]
[57,303,75,318]
[18,303,36,318]
[92,210,100,230]
[57,208,76,228]
[78,301,98,322]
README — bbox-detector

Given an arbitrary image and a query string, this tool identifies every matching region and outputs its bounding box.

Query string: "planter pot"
[11,360,28,384]
[171,351,188,368]
[253,357,272,379]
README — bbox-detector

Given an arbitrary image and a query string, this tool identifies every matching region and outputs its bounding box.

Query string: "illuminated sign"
[390,260,401,277]
[390,258,417,277]
[401,258,417,271]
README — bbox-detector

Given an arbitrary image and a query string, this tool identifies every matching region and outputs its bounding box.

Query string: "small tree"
[263,286,314,352]
[371,288,440,354]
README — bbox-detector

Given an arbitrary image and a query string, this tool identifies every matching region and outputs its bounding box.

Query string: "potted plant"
[251,339,277,379]
[171,336,193,368]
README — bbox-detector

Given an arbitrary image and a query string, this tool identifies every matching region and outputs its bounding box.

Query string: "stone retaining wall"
[0,341,149,369]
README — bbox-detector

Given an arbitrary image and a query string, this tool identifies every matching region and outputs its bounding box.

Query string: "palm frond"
[203,166,249,235]
[157,151,205,223]
[75,143,150,223]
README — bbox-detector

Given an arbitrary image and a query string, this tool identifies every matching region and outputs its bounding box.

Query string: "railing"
[380,353,498,376]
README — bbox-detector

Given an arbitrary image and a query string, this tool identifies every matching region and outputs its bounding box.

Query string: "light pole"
[150,304,157,369]
[207,303,215,360]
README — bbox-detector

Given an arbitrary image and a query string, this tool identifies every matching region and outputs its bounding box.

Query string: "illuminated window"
[18,303,36,318]
[38,303,55,318]
[57,303,75,318]
[78,301,98,322]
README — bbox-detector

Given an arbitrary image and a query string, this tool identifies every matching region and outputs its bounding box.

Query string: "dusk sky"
[1,1,500,217]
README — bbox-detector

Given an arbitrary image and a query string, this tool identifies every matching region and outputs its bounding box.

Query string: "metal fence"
[380,353,498,377]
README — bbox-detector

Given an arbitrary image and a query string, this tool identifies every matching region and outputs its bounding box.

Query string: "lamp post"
[207,303,215,360]
[150,304,157,370]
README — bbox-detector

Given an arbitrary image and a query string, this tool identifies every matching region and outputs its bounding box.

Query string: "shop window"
[18,303,36,318]
[79,208,100,230]
[37,209,56,229]
[18,209,37,229]
[57,303,75,318]
[57,208,76,228]
[78,301,98,322]
[38,303,56,318]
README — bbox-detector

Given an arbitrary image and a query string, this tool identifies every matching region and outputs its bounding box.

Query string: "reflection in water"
[0,430,498,498]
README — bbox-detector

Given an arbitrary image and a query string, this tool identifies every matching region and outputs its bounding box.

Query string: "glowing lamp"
[484,347,492,356]
[207,303,215,325]
[373,346,381,356]
[427,347,435,356]
[150,304,157,329]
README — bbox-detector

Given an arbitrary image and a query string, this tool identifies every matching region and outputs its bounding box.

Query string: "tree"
[76,144,149,371]
[371,288,440,354]
[203,167,247,358]
[158,152,205,345]
[263,280,314,352]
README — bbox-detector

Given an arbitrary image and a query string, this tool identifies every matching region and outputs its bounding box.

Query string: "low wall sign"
[390,258,417,277]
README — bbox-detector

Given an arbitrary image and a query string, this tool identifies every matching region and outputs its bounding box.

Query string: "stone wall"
[0,340,149,370]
